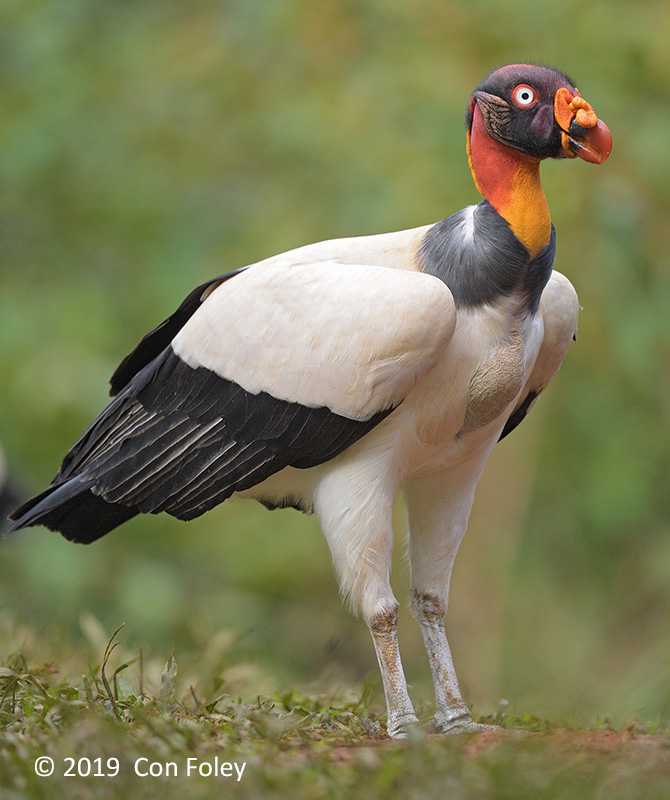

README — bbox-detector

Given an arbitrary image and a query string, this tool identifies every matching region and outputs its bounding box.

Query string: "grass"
[1,625,670,799]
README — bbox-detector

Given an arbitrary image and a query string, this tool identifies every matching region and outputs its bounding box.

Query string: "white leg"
[313,464,418,737]
[369,604,419,737]
[410,590,491,732]
[406,464,496,734]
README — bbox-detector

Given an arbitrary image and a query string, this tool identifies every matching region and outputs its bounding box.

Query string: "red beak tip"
[580,119,612,164]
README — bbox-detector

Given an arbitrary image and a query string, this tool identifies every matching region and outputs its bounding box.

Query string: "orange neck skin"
[467,104,551,259]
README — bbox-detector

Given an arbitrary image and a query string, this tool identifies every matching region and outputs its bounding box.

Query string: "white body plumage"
[184,225,580,622]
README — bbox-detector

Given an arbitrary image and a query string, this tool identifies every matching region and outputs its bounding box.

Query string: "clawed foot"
[435,712,503,735]
[387,713,503,738]
[386,712,420,739]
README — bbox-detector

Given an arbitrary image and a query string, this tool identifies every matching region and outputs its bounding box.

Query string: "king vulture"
[8,64,611,737]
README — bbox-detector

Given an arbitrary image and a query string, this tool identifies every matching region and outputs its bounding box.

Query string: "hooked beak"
[554,87,612,164]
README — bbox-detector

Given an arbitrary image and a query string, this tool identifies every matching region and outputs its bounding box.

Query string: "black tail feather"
[7,480,138,544]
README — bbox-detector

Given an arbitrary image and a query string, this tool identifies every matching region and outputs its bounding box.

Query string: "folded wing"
[9,261,456,542]
[499,270,579,440]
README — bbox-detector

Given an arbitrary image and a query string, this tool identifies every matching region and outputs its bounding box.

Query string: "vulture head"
[467,63,612,165]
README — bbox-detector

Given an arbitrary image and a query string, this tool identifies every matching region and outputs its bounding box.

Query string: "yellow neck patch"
[497,159,551,259]
[467,116,552,259]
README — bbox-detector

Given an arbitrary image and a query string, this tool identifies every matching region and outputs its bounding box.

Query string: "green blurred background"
[1,0,669,727]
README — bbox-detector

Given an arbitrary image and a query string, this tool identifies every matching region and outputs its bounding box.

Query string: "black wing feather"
[498,390,538,441]
[8,347,393,543]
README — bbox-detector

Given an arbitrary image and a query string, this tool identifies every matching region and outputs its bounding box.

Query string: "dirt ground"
[461,727,670,760]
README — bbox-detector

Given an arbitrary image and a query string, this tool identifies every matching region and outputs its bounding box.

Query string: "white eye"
[513,84,536,107]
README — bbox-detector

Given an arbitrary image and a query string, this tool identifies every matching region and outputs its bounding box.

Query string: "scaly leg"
[406,463,498,734]
[410,590,493,733]
[369,604,419,737]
